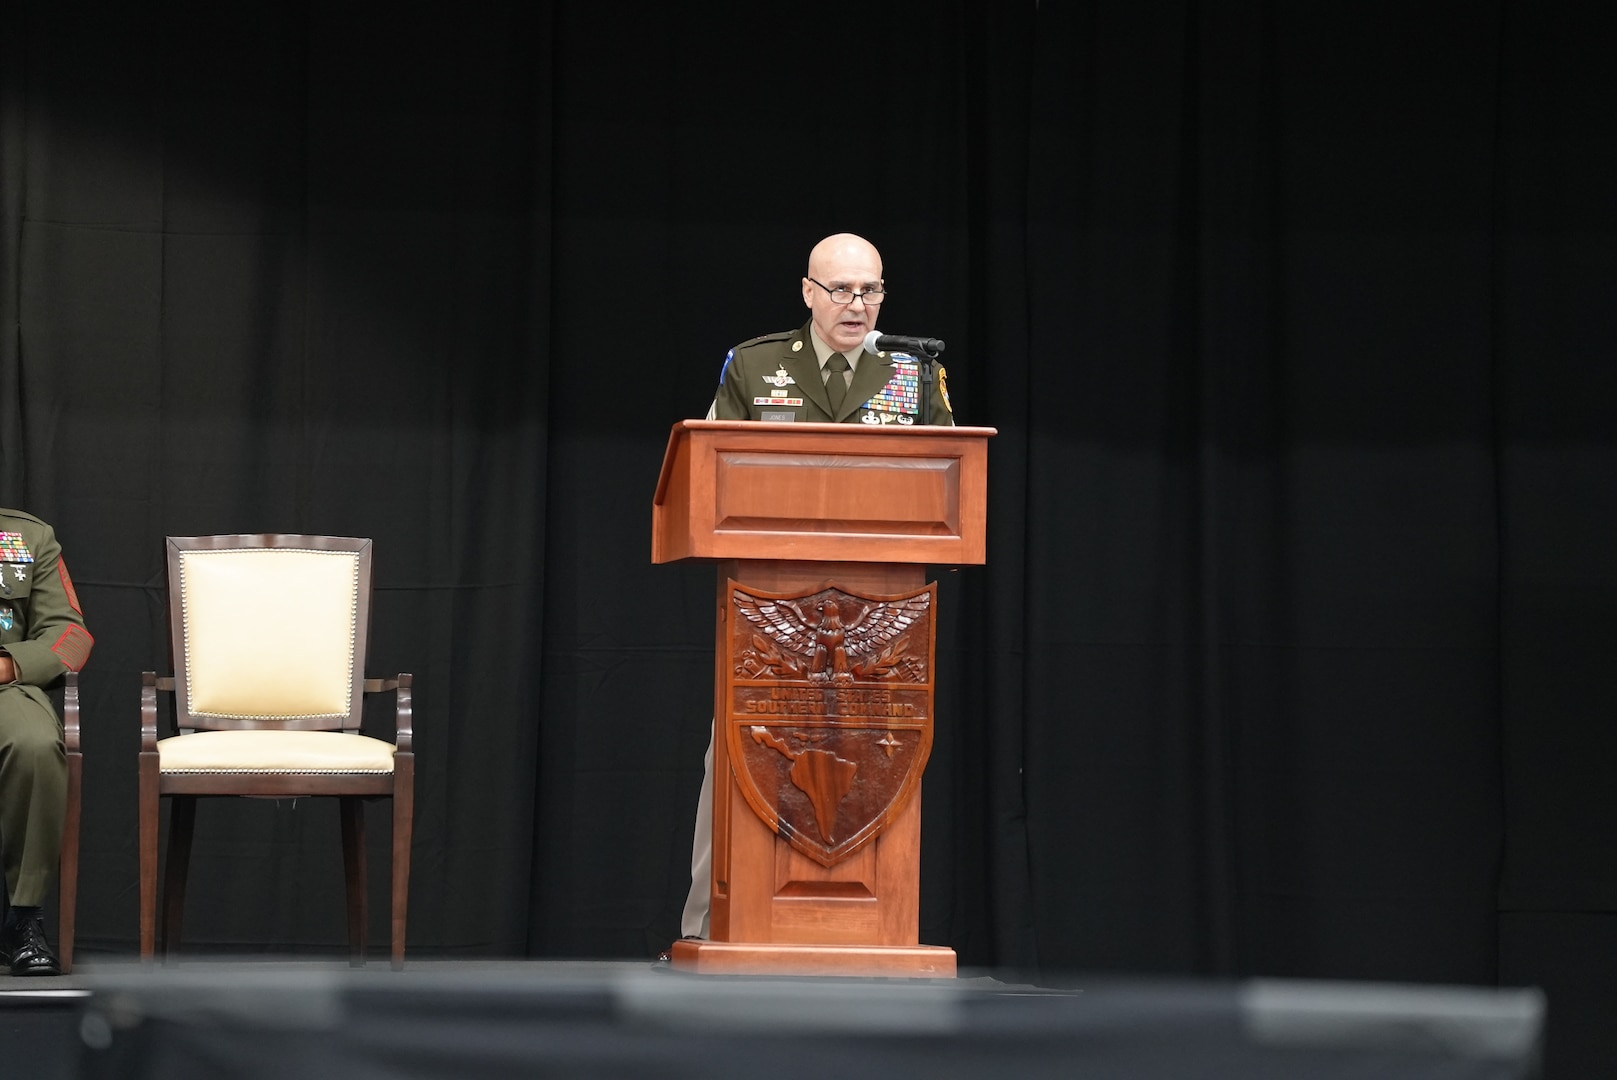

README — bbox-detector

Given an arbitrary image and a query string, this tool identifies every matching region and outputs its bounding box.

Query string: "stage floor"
[1,953,1037,994]
[2,958,1543,1080]
[1,957,1046,1080]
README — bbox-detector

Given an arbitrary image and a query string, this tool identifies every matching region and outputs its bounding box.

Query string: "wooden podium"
[652,419,993,977]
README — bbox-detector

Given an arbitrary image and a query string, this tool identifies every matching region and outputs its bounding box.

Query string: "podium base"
[668,940,956,978]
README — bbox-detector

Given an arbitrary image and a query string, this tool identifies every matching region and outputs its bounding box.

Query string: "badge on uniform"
[859,356,922,421]
[0,531,33,563]
[0,605,12,631]
[762,367,796,388]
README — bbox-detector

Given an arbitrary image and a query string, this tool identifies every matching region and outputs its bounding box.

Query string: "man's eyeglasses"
[807,278,886,306]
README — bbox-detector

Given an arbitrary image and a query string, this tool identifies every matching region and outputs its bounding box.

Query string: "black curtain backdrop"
[2,1,1613,1074]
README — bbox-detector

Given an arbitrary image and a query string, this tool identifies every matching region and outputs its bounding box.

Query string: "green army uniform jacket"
[711,321,955,426]
[1,508,94,714]
[1,508,90,908]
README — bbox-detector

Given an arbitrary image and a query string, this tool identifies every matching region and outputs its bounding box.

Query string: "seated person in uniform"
[677,233,953,946]
[0,508,93,976]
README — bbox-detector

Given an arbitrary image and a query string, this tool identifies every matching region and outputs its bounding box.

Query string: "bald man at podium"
[675,232,954,948]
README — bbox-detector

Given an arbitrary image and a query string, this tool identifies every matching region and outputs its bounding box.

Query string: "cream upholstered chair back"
[167,535,373,731]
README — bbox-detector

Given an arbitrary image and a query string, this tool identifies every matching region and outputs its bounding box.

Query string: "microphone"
[863,330,945,356]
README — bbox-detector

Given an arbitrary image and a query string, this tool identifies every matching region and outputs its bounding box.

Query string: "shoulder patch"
[717,349,735,385]
[60,559,84,615]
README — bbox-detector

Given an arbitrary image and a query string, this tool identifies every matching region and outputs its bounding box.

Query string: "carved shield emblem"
[726,579,936,867]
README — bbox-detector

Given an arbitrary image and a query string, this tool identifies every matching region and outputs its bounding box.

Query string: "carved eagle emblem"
[731,588,930,683]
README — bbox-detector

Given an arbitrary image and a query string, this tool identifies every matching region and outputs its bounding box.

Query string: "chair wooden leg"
[390,754,415,971]
[160,796,197,965]
[57,750,83,975]
[138,753,161,965]
[340,796,367,967]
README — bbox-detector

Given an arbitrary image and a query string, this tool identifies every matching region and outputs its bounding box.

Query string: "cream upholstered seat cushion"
[158,730,396,774]
[179,548,360,719]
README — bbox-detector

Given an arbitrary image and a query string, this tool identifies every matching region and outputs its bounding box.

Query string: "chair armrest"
[141,671,159,753]
[364,673,413,754]
[62,671,81,755]
[140,673,178,752]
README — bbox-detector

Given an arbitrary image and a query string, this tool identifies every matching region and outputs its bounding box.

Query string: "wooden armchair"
[138,534,414,968]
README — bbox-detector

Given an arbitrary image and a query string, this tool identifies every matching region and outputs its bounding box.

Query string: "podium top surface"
[651,420,995,566]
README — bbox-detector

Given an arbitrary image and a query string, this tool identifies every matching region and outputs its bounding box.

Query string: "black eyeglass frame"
[806,277,887,305]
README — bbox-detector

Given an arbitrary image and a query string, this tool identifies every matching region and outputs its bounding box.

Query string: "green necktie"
[826,353,850,415]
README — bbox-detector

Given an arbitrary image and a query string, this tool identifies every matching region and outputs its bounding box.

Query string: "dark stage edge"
[3,958,1544,1079]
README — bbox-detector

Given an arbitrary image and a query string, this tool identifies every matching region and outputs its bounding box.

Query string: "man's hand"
[0,654,15,683]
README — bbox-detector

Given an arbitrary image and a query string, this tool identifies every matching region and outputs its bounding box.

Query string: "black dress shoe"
[1,912,62,976]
